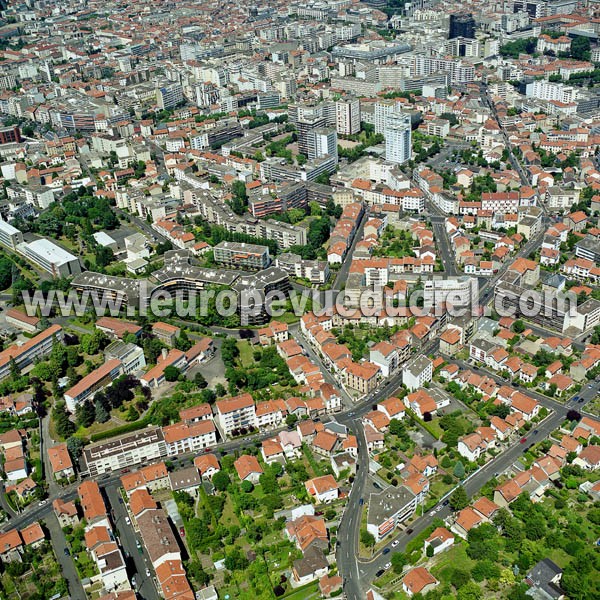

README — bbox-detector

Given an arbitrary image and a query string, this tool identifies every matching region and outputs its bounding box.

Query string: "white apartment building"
[402,355,433,391]
[163,421,217,456]
[0,219,23,250]
[83,427,168,477]
[335,97,360,135]
[525,80,578,104]
[385,111,412,165]
[216,393,257,436]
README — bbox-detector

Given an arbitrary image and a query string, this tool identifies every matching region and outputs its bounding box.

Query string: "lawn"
[237,340,255,368]
[430,542,476,582]
[282,581,320,599]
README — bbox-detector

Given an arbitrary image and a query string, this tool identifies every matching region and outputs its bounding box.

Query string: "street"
[105,483,159,600]
[45,510,87,600]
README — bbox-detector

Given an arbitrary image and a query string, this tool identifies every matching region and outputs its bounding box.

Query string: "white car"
[384,562,392,570]
[391,540,400,548]
[145,568,151,577]
[125,516,131,525]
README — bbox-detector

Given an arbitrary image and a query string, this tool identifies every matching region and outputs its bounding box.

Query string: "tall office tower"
[384,112,412,165]
[335,97,361,135]
[449,13,476,39]
[308,128,338,161]
[297,115,326,156]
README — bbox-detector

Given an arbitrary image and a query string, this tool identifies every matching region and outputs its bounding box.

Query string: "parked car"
[376,569,385,578]
[38,500,47,506]
[391,540,400,548]
[145,569,151,577]
[520,437,527,444]
[125,516,131,526]
[406,528,413,535]
[383,548,390,555]
[384,562,392,570]
[63,548,70,556]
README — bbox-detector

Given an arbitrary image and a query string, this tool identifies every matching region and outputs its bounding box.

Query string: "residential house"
[402,567,439,597]
[305,475,339,503]
[424,527,454,556]
[234,455,263,484]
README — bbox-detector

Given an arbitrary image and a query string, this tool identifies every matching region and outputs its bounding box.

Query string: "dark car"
[64,548,70,556]
[359,498,364,506]
[373,482,382,490]
[533,429,539,435]
[383,548,390,555]
[406,528,413,535]
[442,499,449,506]
[376,569,385,578]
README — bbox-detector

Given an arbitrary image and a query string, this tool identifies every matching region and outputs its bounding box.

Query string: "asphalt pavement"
[105,483,159,600]
[45,510,87,599]
[333,208,369,291]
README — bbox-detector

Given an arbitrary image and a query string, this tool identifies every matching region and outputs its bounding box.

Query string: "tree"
[66,436,85,460]
[229,180,248,215]
[174,330,192,352]
[163,365,180,382]
[524,516,546,540]
[426,544,434,558]
[53,401,76,438]
[194,372,208,388]
[76,400,95,428]
[285,413,298,427]
[392,552,406,573]
[457,582,483,600]
[451,568,471,589]
[449,486,469,511]
[571,36,590,61]
[472,559,500,582]
[453,461,465,479]
[241,480,254,493]
[221,338,239,367]
[224,547,249,571]
[212,471,230,492]
[95,399,110,423]
[512,319,526,333]
[360,529,375,548]
[80,330,108,355]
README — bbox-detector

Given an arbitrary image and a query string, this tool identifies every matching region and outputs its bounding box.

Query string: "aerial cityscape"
[0,0,599,599]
